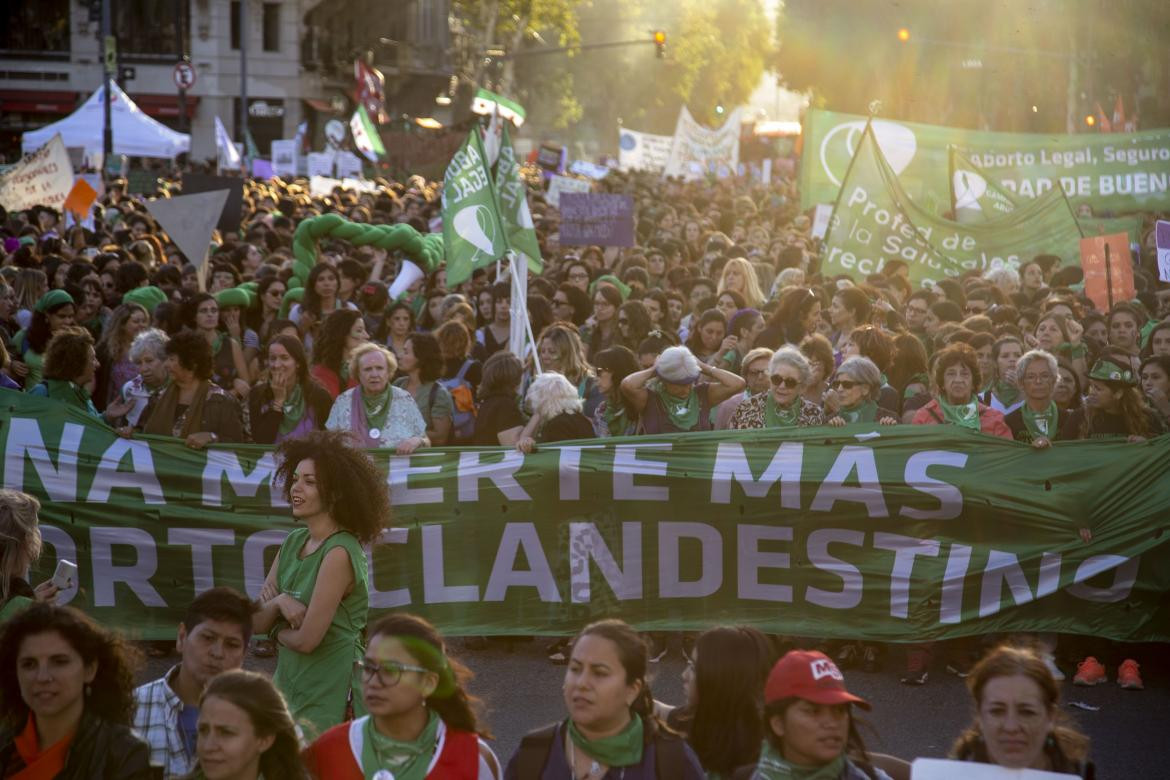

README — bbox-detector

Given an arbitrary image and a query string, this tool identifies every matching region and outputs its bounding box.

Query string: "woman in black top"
[1062,348,1165,441]
[245,334,332,444]
[1004,349,1064,447]
[515,372,596,453]
[472,351,526,446]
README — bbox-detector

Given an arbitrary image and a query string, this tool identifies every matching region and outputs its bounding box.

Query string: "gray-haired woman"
[621,345,745,434]
[106,328,170,431]
[826,356,900,427]
[515,371,596,453]
[1004,349,1063,448]
[729,346,824,429]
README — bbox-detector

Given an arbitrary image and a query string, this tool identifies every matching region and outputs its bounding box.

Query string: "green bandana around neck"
[210,332,226,358]
[361,710,440,780]
[1022,401,1059,440]
[362,386,394,431]
[753,741,847,780]
[837,399,877,424]
[938,398,981,431]
[277,383,306,435]
[764,394,803,428]
[603,400,629,436]
[653,382,700,431]
[994,379,1021,406]
[567,714,644,768]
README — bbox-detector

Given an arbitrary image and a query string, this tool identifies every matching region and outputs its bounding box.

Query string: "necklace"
[568,737,623,780]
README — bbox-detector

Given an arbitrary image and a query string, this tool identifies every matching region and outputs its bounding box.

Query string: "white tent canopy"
[21,82,190,159]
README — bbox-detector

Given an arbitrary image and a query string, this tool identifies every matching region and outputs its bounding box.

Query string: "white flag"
[214,117,241,169]
[482,109,504,169]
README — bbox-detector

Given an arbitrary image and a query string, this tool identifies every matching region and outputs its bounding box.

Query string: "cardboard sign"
[0,134,74,211]
[546,175,592,208]
[126,168,161,195]
[1080,232,1134,312]
[62,179,98,219]
[559,193,635,247]
[1156,220,1170,283]
[271,140,297,178]
[912,758,1079,779]
[306,152,335,179]
[334,151,363,180]
[180,173,244,232]
[146,190,231,268]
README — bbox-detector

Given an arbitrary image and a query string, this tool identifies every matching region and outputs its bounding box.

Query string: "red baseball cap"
[764,650,871,710]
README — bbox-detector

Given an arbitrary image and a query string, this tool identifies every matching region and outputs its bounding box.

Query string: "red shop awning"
[129,93,200,119]
[0,90,79,114]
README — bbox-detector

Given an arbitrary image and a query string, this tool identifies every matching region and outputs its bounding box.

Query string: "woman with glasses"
[1004,350,1065,447]
[552,283,591,327]
[584,283,622,363]
[562,259,593,293]
[253,431,390,739]
[592,346,640,437]
[251,276,288,348]
[305,613,500,779]
[622,345,744,434]
[825,357,899,428]
[729,347,825,430]
[616,300,652,354]
[911,343,1012,438]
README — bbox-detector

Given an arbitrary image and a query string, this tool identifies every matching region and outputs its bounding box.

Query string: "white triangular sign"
[146,190,230,268]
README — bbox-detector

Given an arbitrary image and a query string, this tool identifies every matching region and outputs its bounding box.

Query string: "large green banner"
[800,108,1170,215]
[821,124,1083,287]
[4,395,1169,641]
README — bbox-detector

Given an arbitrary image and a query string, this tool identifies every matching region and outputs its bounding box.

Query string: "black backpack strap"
[654,732,688,780]
[517,722,560,780]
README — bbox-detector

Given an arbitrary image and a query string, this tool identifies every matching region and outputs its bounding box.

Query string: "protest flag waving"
[495,122,542,276]
[442,128,508,286]
[350,104,385,163]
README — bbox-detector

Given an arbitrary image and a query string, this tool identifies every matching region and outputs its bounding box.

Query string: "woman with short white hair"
[326,342,428,454]
[985,266,1021,298]
[515,371,595,453]
[1004,349,1063,447]
[826,356,900,427]
[730,346,825,429]
[620,345,745,434]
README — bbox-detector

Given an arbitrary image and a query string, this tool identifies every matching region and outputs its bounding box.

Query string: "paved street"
[141,637,1169,777]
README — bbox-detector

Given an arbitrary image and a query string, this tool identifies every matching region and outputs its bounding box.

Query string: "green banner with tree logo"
[801,108,1170,215]
[821,123,1083,287]
[3,395,1168,641]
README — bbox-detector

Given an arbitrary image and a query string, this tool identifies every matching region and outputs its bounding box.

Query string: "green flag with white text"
[495,123,542,275]
[822,122,1083,288]
[442,129,508,286]
[950,146,1022,223]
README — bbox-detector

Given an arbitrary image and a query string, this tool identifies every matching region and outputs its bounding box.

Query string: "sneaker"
[901,647,929,685]
[649,643,669,663]
[1042,653,1065,682]
[900,669,928,685]
[946,660,973,678]
[1073,656,1107,686]
[1117,659,1144,690]
[836,643,859,670]
[862,645,880,673]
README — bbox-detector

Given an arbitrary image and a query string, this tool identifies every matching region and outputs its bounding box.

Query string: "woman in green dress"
[253,430,391,738]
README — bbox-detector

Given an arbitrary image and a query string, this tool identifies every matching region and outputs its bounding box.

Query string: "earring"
[84,684,92,697]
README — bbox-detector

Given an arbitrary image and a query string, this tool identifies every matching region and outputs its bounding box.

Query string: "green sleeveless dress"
[0,595,32,622]
[271,527,368,738]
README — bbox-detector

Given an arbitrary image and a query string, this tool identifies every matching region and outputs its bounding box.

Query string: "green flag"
[442,129,508,286]
[950,146,1022,223]
[495,123,542,275]
[822,122,1083,288]
[350,105,385,162]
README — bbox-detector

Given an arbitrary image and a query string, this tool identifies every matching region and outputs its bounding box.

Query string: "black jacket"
[246,380,333,444]
[0,710,157,780]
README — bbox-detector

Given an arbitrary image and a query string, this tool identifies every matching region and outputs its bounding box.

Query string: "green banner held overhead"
[3,395,1169,641]
[495,123,543,275]
[821,123,1083,287]
[801,108,1170,215]
[441,128,508,286]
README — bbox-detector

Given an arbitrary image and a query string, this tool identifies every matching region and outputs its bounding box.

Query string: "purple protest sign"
[1156,219,1170,282]
[559,193,634,247]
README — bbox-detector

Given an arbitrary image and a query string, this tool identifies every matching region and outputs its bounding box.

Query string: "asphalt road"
[141,637,1168,778]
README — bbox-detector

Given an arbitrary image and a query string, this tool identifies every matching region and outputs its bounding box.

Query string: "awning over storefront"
[129,94,200,120]
[0,90,79,114]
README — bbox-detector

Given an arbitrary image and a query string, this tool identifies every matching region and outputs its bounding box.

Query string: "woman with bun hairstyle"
[305,613,500,779]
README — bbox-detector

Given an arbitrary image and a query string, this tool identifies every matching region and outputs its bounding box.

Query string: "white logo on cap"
[811,659,844,682]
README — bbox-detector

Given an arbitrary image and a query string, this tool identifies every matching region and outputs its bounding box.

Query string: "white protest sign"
[271,140,297,178]
[546,175,592,208]
[569,160,611,180]
[617,128,673,173]
[306,152,335,179]
[334,151,363,180]
[811,204,833,240]
[762,158,773,185]
[1156,220,1170,283]
[146,190,230,269]
[342,177,378,193]
[0,134,75,211]
[663,106,743,181]
[309,176,342,197]
[911,758,1079,780]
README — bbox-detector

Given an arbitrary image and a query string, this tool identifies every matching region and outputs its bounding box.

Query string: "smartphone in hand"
[52,559,78,590]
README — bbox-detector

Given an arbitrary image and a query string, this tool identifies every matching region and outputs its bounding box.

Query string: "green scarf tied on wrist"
[752,740,847,780]
[836,400,877,424]
[277,384,306,435]
[938,398,981,431]
[993,379,1021,406]
[362,386,394,431]
[567,714,644,768]
[764,394,803,428]
[361,710,441,780]
[1022,401,1059,440]
[653,382,700,431]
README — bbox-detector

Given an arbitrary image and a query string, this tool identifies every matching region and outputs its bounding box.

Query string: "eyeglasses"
[745,368,767,379]
[1022,373,1054,384]
[964,306,987,315]
[618,317,630,326]
[569,271,590,280]
[770,375,801,388]
[353,659,430,686]
[832,379,861,390]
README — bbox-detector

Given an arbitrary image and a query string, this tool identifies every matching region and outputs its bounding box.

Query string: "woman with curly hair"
[305,613,501,779]
[911,343,1012,438]
[28,327,101,418]
[140,330,245,448]
[0,603,152,778]
[254,430,392,738]
[310,308,368,399]
[190,670,307,780]
[514,372,596,453]
[1062,347,1165,441]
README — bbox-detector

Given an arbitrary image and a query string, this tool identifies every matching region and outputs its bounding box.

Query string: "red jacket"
[303,716,483,780]
[912,399,1013,439]
[309,364,356,400]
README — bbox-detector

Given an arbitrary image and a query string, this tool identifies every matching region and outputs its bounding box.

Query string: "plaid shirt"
[132,665,195,779]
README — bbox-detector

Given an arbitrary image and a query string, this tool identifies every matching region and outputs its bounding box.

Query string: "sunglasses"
[832,379,861,390]
[770,375,801,388]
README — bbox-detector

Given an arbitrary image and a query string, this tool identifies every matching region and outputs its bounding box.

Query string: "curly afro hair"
[274,430,391,544]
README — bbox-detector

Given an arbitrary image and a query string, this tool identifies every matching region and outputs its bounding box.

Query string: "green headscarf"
[567,714,644,768]
[993,379,1021,406]
[362,386,394,431]
[277,384,306,436]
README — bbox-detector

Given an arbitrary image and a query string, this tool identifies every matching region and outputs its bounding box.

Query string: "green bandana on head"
[567,714,644,768]
[1089,359,1137,386]
[752,741,846,780]
[361,709,440,780]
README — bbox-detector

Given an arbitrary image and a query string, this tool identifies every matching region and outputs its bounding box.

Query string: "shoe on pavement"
[946,660,972,678]
[1117,659,1144,690]
[1073,656,1107,686]
[836,643,859,670]
[1042,653,1065,682]
[862,645,880,673]
[900,669,928,685]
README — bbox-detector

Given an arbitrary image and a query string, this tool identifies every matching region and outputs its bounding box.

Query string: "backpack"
[515,722,688,780]
[439,359,477,442]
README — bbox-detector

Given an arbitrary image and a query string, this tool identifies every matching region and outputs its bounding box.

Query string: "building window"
[0,0,70,55]
[262,3,280,52]
[116,0,189,59]
[230,1,241,50]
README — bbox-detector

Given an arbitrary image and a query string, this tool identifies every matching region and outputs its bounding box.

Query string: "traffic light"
[897,27,910,43]
[653,30,666,58]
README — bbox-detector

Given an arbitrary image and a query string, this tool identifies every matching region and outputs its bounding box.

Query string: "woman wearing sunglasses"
[826,356,899,428]
[305,613,500,779]
[729,347,825,430]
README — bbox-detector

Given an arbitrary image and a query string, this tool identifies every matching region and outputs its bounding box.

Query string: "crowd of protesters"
[1,152,1167,777]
